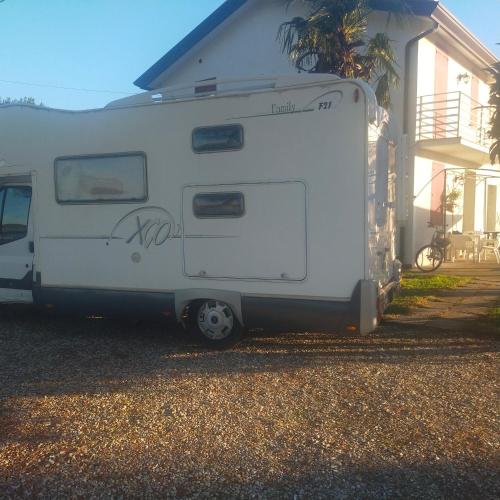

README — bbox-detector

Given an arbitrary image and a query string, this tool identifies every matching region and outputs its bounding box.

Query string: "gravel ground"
[0,306,498,499]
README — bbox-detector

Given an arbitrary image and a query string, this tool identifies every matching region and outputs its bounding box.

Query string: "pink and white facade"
[412,10,498,257]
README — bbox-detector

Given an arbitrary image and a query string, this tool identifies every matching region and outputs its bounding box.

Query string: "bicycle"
[415,226,451,272]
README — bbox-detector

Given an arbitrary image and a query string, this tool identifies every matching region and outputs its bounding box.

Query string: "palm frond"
[278,0,406,106]
[368,0,415,26]
[366,32,400,81]
[490,141,500,165]
[374,73,391,109]
[487,61,500,164]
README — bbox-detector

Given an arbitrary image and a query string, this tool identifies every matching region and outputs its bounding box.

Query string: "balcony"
[416,91,492,165]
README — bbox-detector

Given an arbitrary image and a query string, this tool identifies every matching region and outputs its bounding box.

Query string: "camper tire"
[189,299,243,349]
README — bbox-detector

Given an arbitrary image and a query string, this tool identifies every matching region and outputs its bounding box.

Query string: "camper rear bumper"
[241,281,364,333]
[241,295,359,332]
[242,278,397,334]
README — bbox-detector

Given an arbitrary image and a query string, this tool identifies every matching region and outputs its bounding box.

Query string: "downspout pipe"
[403,20,439,134]
[401,19,439,265]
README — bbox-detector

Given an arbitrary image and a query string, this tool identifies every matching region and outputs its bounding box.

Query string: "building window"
[55,153,147,204]
[0,186,32,245]
[193,192,245,218]
[192,125,243,153]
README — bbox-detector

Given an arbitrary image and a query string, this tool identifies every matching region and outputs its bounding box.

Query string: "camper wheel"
[190,300,243,348]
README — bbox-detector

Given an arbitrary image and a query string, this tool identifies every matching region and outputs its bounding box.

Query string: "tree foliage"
[278,0,412,108]
[0,96,43,106]
[488,61,500,164]
[0,0,41,108]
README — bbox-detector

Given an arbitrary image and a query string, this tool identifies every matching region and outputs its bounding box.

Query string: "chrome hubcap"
[197,301,234,340]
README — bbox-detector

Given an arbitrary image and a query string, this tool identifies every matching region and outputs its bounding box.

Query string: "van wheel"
[190,300,243,349]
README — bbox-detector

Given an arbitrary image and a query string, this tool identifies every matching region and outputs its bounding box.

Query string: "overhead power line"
[0,78,137,95]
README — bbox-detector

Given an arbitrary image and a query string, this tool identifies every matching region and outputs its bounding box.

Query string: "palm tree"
[278,0,412,108]
[488,60,500,164]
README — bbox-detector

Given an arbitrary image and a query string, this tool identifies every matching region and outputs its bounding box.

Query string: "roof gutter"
[432,4,498,72]
[403,19,439,134]
[400,19,439,265]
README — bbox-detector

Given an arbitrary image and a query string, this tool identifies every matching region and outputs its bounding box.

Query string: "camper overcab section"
[0,75,401,347]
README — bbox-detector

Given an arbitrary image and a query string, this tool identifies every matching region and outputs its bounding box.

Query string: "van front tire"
[189,299,243,349]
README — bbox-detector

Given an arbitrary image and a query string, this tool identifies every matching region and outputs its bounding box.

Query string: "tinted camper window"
[193,192,245,218]
[55,153,147,203]
[192,125,243,153]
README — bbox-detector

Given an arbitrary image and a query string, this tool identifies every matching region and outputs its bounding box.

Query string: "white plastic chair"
[479,238,500,263]
[450,234,474,261]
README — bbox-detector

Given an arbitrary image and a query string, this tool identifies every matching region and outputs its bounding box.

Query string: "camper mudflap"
[34,279,394,334]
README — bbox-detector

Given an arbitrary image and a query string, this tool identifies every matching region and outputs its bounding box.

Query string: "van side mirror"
[29,241,34,253]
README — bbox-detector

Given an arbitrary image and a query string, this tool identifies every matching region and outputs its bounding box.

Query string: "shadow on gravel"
[250,460,499,499]
[1,307,498,498]
[1,457,498,499]
[0,305,497,401]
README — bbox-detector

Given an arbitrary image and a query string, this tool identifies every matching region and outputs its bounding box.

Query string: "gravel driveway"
[0,305,498,499]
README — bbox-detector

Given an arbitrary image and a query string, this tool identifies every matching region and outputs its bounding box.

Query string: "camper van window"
[54,153,147,203]
[192,125,243,153]
[193,192,245,218]
[0,186,31,245]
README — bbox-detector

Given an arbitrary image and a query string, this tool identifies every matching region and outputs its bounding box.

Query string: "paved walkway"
[386,263,500,333]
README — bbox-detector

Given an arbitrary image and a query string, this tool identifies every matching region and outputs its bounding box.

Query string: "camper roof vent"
[106,74,342,109]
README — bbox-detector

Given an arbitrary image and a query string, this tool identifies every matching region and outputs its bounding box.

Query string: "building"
[134,0,499,264]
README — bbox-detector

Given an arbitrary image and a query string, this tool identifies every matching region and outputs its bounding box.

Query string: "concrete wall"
[152,0,304,88]
[417,39,490,100]
[413,156,434,251]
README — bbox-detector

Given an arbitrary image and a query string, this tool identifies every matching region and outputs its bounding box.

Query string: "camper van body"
[0,75,400,345]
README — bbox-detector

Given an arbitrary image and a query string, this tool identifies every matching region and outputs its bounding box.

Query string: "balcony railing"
[416,91,492,149]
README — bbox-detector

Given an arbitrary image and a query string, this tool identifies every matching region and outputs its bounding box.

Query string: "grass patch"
[489,307,500,328]
[385,274,472,315]
[385,295,434,315]
[401,274,472,292]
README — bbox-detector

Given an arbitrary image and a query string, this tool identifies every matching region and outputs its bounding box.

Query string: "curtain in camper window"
[55,153,147,203]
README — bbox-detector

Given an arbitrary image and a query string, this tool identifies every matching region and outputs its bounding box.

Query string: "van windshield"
[0,186,31,244]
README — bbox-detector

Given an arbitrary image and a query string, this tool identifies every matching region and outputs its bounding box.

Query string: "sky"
[0,0,499,110]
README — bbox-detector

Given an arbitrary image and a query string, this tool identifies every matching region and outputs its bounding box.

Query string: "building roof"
[134,0,440,90]
[431,4,499,76]
[134,0,248,90]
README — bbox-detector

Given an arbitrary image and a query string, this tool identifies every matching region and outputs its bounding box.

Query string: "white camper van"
[0,75,401,347]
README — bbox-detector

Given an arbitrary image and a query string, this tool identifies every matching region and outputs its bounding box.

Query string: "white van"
[0,75,401,347]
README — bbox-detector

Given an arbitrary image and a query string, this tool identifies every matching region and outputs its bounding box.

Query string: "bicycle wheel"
[415,245,443,272]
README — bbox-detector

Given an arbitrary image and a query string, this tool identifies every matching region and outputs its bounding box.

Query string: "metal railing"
[416,91,492,148]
